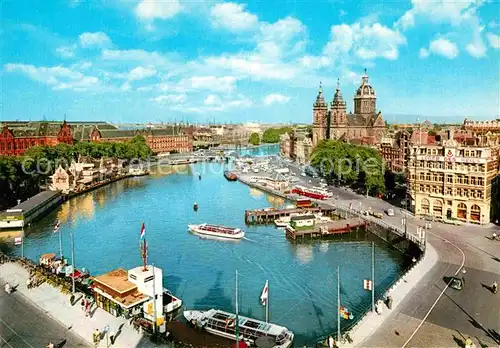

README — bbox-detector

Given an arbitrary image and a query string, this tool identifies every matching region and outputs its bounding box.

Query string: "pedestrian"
[109,330,115,345]
[80,298,85,312]
[85,298,91,317]
[26,277,31,289]
[93,329,100,348]
[46,342,54,348]
[464,336,473,348]
[492,281,498,294]
[328,335,334,348]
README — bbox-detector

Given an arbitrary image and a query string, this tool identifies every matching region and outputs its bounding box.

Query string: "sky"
[1,0,499,125]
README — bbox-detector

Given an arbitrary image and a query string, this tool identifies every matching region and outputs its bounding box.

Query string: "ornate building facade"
[312,70,386,147]
[463,118,500,133]
[0,121,73,156]
[279,129,313,165]
[406,130,500,225]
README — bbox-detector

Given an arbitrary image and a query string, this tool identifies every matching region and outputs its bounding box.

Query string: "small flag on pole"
[14,237,22,245]
[53,220,61,233]
[140,222,146,239]
[260,280,268,305]
[363,279,373,291]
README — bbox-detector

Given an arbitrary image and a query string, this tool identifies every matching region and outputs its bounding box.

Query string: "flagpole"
[266,280,269,323]
[71,229,75,294]
[152,263,157,334]
[337,266,340,343]
[59,226,63,260]
[236,270,239,345]
[372,242,375,313]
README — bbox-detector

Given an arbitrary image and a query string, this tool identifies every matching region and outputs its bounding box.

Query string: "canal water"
[14,144,411,345]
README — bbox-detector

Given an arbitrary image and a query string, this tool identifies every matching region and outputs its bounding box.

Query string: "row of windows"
[416,184,485,199]
[413,172,486,186]
[414,161,486,172]
[416,148,483,157]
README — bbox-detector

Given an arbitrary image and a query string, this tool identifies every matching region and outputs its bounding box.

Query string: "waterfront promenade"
[239,160,500,347]
[0,262,147,348]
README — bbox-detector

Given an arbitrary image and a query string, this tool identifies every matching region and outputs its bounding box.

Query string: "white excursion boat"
[188,223,245,239]
[184,309,294,348]
[163,289,183,314]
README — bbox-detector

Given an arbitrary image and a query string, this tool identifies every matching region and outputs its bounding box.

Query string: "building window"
[447,175,453,183]
[457,203,467,219]
[470,204,481,221]
[478,177,484,186]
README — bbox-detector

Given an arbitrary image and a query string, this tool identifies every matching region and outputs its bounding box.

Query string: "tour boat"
[224,171,238,181]
[164,289,183,314]
[291,185,332,200]
[188,223,245,239]
[184,309,294,348]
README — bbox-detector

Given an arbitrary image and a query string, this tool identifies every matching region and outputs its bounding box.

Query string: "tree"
[428,130,437,136]
[310,139,385,196]
[249,133,260,145]
[261,127,292,143]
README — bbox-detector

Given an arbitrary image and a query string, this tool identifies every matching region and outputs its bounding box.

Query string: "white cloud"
[486,32,500,49]
[78,32,112,48]
[298,55,331,69]
[323,22,406,61]
[171,94,252,113]
[395,0,483,30]
[263,93,290,105]
[204,55,297,80]
[152,94,187,104]
[128,66,157,80]
[4,63,100,92]
[56,44,77,58]
[204,94,222,106]
[135,0,181,20]
[102,49,168,66]
[177,76,236,93]
[419,48,429,58]
[210,3,258,31]
[258,16,307,59]
[427,38,459,59]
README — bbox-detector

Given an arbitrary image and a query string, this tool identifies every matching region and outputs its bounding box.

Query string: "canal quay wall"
[236,173,430,346]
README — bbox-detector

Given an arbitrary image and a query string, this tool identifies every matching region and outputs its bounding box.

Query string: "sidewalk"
[0,262,145,348]
[339,243,439,347]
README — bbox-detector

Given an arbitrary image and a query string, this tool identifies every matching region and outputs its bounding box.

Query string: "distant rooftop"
[1,191,61,217]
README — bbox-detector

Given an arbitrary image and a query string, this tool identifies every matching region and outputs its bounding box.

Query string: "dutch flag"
[140,222,146,239]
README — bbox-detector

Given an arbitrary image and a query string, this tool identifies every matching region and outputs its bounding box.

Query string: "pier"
[285,218,368,240]
[245,206,336,224]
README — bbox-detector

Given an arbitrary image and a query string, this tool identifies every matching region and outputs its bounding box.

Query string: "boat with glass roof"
[184,309,294,347]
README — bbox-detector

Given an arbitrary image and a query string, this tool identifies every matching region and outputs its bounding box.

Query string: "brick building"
[0,121,73,156]
[89,125,192,154]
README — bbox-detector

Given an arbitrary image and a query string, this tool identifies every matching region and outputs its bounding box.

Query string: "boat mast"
[236,270,240,345]
[266,280,269,323]
[337,266,340,343]
[372,242,375,313]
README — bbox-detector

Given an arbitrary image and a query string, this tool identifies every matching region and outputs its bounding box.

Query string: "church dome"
[355,69,376,98]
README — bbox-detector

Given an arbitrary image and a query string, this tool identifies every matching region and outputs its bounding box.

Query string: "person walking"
[328,335,335,348]
[464,336,473,348]
[109,329,115,345]
[80,298,85,312]
[492,280,498,294]
[92,328,101,348]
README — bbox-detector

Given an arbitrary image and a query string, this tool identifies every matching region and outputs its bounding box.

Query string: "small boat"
[184,309,294,348]
[188,223,245,239]
[224,171,238,181]
[193,202,198,211]
[199,174,202,180]
[163,288,183,315]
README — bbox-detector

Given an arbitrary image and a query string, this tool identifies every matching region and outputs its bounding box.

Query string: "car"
[449,276,464,290]
[372,212,383,219]
[386,209,395,216]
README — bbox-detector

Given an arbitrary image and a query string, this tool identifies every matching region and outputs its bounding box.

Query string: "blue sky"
[1,0,499,124]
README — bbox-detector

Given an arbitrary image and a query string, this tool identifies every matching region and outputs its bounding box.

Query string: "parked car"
[449,276,464,290]
[372,212,383,219]
[386,209,395,216]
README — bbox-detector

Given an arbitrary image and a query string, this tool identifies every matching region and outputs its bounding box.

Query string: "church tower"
[329,79,347,139]
[312,82,328,147]
[354,69,376,115]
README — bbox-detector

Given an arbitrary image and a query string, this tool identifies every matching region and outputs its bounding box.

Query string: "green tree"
[261,127,292,143]
[249,133,260,145]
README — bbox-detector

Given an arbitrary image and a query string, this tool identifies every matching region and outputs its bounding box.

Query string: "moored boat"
[188,223,245,239]
[224,171,238,181]
[184,309,294,348]
[291,185,332,200]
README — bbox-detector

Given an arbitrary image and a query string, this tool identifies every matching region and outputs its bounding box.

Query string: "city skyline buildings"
[1,0,499,124]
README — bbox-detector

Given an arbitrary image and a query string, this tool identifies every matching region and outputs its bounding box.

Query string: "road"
[0,281,89,348]
[264,157,500,347]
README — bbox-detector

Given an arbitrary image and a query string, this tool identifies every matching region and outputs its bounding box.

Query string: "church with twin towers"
[312,70,386,147]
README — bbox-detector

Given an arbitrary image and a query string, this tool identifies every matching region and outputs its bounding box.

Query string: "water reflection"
[266,195,285,208]
[295,243,313,264]
[249,188,264,199]
[319,241,329,253]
